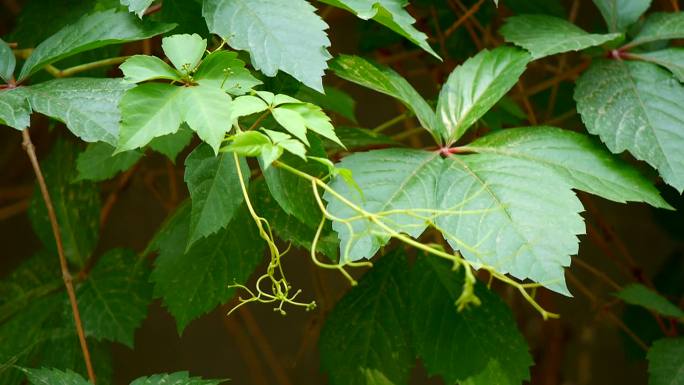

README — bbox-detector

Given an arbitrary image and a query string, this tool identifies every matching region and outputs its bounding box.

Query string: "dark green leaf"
[0,39,16,83]
[148,124,193,162]
[631,12,684,47]
[648,338,684,385]
[296,86,357,122]
[23,368,91,385]
[320,251,412,385]
[0,88,31,130]
[130,371,225,385]
[19,9,175,80]
[637,48,684,82]
[593,0,651,32]
[615,284,684,318]
[76,142,142,182]
[332,126,398,149]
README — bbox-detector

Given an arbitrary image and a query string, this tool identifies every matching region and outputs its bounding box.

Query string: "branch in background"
[21,128,97,384]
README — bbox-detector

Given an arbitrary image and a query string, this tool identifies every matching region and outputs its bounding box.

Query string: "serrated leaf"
[130,371,225,385]
[288,103,344,147]
[637,48,684,82]
[319,251,412,385]
[77,249,153,347]
[118,83,185,151]
[319,0,438,59]
[76,142,142,182]
[593,0,651,32]
[411,257,533,384]
[296,85,357,122]
[23,368,91,385]
[0,88,31,130]
[464,126,671,208]
[184,144,248,247]
[0,39,15,83]
[575,60,684,192]
[29,139,100,267]
[326,148,585,294]
[120,55,181,83]
[161,33,206,73]
[272,105,310,144]
[149,203,264,332]
[203,0,331,91]
[648,338,684,385]
[614,283,684,318]
[18,9,175,81]
[329,55,438,140]
[121,0,154,17]
[500,15,622,59]
[225,131,272,156]
[229,95,269,122]
[28,78,133,145]
[180,85,233,154]
[630,12,684,47]
[437,47,530,143]
[194,51,261,96]
[148,124,194,162]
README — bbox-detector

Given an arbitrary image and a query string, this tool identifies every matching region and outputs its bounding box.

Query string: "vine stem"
[21,129,96,384]
[44,56,129,78]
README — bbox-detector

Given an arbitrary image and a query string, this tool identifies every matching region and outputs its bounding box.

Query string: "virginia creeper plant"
[0,0,683,384]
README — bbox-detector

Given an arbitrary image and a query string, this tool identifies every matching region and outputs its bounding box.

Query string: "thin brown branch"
[444,0,485,38]
[222,313,270,385]
[516,81,538,125]
[0,199,29,221]
[21,129,96,384]
[513,61,590,100]
[100,165,139,227]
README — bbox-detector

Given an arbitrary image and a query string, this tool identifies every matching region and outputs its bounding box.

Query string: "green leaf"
[184,144,248,247]
[120,55,181,83]
[77,248,153,347]
[203,0,331,91]
[148,124,194,162]
[121,0,154,17]
[0,38,15,83]
[296,86,357,122]
[161,33,206,73]
[0,88,31,130]
[333,126,398,149]
[149,202,264,332]
[76,142,142,182]
[23,368,91,385]
[229,95,269,122]
[411,257,533,385]
[29,139,100,267]
[437,47,530,143]
[648,338,684,385]
[637,48,684,82]
[630,12,684,47]
[118,83,185,151]
[272,106,310,144]
[180,85,232,154]
[500,15,622,59]
[28,78,133,145]
[130,371,225,385]
[225,131,272,156]
[326,148,585,294]
[593,0,651,32]
[18,9,175,81]
[319,251,412,385]
[464,126,671,209]
[614,283,684,318]
[319,0,439,59]
[159,0,209,36]
[194,50,261,96]
[274,103,344,147]
[329,55,438,140]
[574,60,684,192]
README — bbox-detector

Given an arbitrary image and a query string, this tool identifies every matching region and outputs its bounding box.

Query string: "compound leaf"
[180,85,233,154]
[194,50,261,96]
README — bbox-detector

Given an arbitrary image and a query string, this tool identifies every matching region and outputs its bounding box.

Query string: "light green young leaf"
[0,88,31,130]
[574,60,684,192]
[614,283,684,318]
[77,248,153,347]
[23,368,91,385]
[437,47,530,143]
[329,55,438,140]
[161,33,206,73]
[278,103,344,147]
[118,83,185,151]
[203,0,331,91]
[637,48,684,82]
[319,0,439,59]
[463,126,671,209]
[130,371,225,385]
[121,0,154,18]
[76,142,142,182]
[229,95,269,122]
[273,106,310,145]
[0,38,15,83]
[278,139,307,160]
[500,15,622,59]
[194,51,262,95]
[149,202,264,332]
[120,55,181,83]
[180,85,232,154]
[225,131,272,156]
[630,12,684,47]
[28,78,133,145]
[19,9,175,81]
[648,338,684,385]
[184,144,248,247]
[319,251,412,385]
[29,139,100,268]
[296,85,357,122]
[411,257,533,385]
[148,124,194,162]
[592,0,650,32]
